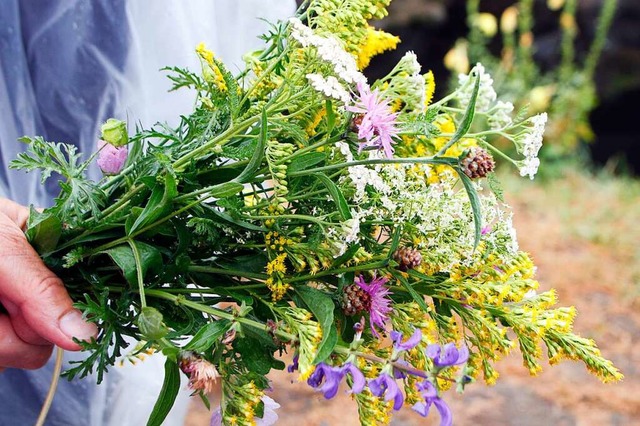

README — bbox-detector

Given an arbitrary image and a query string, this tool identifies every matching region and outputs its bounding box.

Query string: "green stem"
[188,265,267,280]
[128,239,147,308]
[145,289,297,341]
[288,157,457,178]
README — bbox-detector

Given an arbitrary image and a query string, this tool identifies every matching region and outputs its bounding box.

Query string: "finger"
[0,314,53,369]
[0,214,97,351]
[1,299,51,346]
[0,198,30,230]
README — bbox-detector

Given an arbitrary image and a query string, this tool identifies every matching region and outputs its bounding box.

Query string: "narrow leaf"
[436,72,480,156]
[129,173,178,235]
[234,109,268,184]
[146,358,181,426]
[288,152,326,173]
[457,169,483,249]
[391,269,430,313]
[185,320,231,353]
[314,173,352,220]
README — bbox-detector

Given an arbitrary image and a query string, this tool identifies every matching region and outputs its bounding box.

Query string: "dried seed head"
[460,147,495,179]
[341,283,372,316]
[393,247,423,271]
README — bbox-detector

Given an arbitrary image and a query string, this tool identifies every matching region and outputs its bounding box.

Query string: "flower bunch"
[11,1,621,425]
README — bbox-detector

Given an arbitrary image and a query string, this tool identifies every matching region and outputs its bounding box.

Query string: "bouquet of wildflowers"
[12,1,622,425]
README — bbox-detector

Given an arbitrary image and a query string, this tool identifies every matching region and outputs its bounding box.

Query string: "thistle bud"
[392,247,423,271]
[341,283,372,316]
[100,118,128,147]
[460,147,495,179]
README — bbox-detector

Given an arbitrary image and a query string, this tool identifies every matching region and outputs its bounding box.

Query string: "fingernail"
[60,309,98,342]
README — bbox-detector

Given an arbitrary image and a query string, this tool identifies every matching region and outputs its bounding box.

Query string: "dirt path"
[185,172,640,425]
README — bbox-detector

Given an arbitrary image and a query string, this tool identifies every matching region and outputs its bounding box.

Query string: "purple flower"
[307,362,366,397]
[412,380,452,426]
[287,355,299,373]
[426,343,469,368]
[368,372,404,410]
[97,140,127,175]
[355,275,393,337]
[307,363,344,399]
[340,362,365,394]
[347,82,399,159]
[391,328,422,352]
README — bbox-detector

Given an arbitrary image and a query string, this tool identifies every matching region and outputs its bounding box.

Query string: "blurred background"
[186,0,640,424]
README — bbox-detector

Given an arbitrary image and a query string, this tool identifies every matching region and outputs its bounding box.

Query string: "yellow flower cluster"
[222,379,264,426]
[283,308,323,380]
[354,388,393,426]
[356,26,400,70]
[195,42,227,92]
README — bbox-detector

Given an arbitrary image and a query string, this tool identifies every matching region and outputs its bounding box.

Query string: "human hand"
[0,198,97,370]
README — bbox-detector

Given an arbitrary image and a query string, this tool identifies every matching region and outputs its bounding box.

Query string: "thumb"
[0,207,97,350]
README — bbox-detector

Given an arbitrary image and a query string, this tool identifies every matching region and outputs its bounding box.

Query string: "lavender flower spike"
[340,362,366,394]
[368,372,404,410]
[426,342,470,368]
[307,363,343,399]
[412,380,452,426]
[391,328,422,352]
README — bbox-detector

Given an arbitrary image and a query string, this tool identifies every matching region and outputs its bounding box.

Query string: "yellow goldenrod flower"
[356,26,400,70]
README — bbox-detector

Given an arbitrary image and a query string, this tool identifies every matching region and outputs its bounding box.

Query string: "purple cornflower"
[347,82,399,159]
[355,275,392,337]
[97,140,127,175]
[391,328,422,352]
[307,362,365,398]
[426,343,470,368]
[412,380,452,426]
[368,372,404,410]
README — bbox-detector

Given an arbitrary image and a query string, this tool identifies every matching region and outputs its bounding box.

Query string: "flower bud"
[97,140,128,175]
[137,306,169,340]
[100,118,128,147]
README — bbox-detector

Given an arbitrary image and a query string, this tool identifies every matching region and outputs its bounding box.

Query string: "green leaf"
[25,207,62,254]
[128,173,178,235]
[137,307,169,340]
[103,241,163,286]
[457,169,483,249]
[387,227,402,261]
[390,269,430,313]
[313,173,352,220]
[295,286,337,363]
[288,152,326,173]
[185,320,231,353]
[146,358,181,426]
[436,72,480,156]
[208,181,244,198]
[325,99,336,133]
[234,109,267,184]
[234,336,277,375]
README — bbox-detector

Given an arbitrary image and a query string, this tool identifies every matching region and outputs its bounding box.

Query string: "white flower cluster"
[382,51,426,112]
[517,112,547,179]
[288,18,366,86]
[332,142,521,272]
[488,100,514,130]
[396,51,421,76]
[457,63,497,113]
[306,73,351,104]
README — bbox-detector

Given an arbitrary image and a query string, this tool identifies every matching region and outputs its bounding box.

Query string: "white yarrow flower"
[518,156,541,180]
[306,73,351,104]
[457,63,497,112]
[488,100,514,129]
[397,51,421,75]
